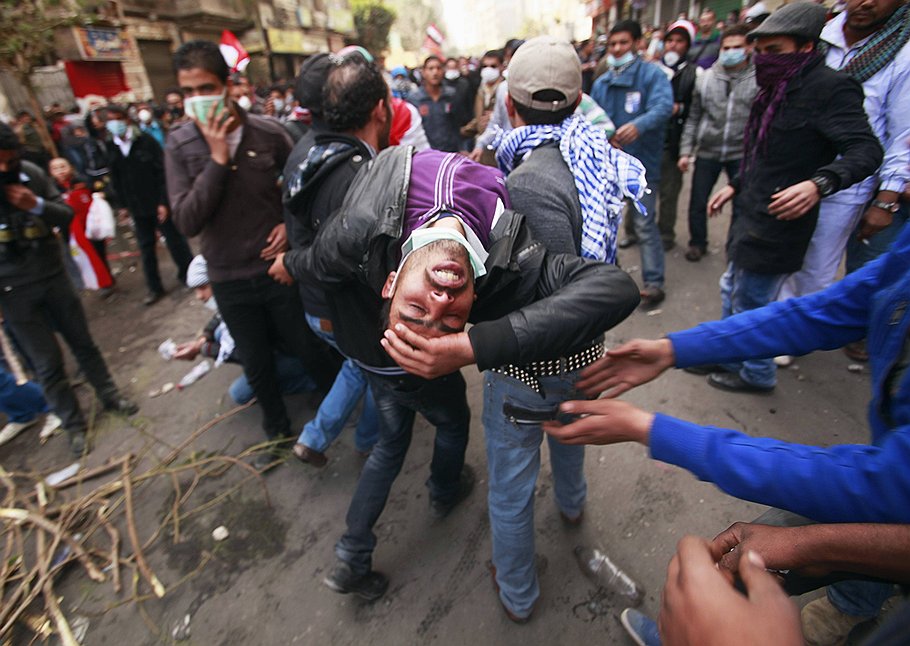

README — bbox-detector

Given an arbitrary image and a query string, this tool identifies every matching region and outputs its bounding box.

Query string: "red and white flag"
[220,30,251,73]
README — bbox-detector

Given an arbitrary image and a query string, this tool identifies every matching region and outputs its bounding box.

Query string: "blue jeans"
[297,313,379,454]
[845,203,909,274]
[335,371,470,575]
[719,263,787,388]
[0,370,49,423]
[628,189,665,289]
[483,370,587,619]
[228,353,317,405]
[688,157,741,250]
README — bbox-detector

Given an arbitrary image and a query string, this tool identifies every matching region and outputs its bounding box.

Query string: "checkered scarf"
[821,4,910,83]
[496,114,647,264]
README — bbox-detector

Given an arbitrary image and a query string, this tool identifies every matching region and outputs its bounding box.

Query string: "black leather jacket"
[285,145,640,371]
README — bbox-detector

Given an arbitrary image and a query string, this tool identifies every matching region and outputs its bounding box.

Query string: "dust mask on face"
[480,67,500,84]
[388,225,488,296]
[662,51,681,67]
[204,296,218,312]
[237,95,253,111]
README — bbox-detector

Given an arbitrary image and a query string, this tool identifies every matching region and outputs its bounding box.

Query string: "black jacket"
[286,146,641,371]
[282,129,371,318]
[0,161,74,290]
[729,57,883,275]
[666,63,698,154]
[107,130,168,217]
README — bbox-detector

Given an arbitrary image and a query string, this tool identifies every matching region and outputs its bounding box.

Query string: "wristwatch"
[871,199,900,213]
[810,175,836,197]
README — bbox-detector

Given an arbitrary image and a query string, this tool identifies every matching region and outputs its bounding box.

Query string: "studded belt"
[490,343,604,395]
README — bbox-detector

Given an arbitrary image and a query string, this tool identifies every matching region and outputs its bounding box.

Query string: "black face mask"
[169,106,184,118]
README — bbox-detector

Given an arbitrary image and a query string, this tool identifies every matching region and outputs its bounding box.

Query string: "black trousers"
[211,275,339,439]
[131,213,193,294]
[0,273,119,434]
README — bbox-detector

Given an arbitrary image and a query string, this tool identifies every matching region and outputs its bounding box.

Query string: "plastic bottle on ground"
[574,545,644,606]
[177,359,212,390]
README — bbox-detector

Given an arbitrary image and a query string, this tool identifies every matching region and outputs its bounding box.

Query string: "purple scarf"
[743,51,820,171]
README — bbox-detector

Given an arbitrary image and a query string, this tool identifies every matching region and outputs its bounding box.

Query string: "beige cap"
[507,36,581,112]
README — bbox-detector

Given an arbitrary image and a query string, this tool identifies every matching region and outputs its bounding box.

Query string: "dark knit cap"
[294,53,332,118]
[747,1,828,42]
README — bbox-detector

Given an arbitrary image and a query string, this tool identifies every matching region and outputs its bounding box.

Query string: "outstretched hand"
[659,536,802,646]
[542,398,653,446]
[575,338,675,398]
[381,323,475,379]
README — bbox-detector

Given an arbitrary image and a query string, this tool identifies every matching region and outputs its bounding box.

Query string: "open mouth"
[429,261,467,290]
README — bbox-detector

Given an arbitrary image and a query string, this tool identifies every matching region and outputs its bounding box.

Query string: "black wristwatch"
[810,174,837,197]
[871,199,900,213]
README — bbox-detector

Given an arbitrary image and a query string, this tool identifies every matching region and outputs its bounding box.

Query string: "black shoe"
[618,237,639,249]
[683,364,730,376]
[662,239,675,252]
[430,464,476,519]
[639,286,665,308]
[251,450,285,472]
[143,291,164,306]
[707,372,774,394]
[69,430,88,457]
[323,560,389,602]
[103,397,139,415]
[685,246,705,262]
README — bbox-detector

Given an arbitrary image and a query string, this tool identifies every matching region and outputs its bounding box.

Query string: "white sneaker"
[0,417,40,446]
[774,355,793,367]
[39,413,63,441]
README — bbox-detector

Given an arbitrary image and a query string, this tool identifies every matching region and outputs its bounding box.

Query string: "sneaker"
[69,430,88,457]
[323,560,389,602]
[773,355,793,367]
[429,464,476,519]
[39,413,63,441]
[801,596,870,646]
[618,236,639,249]
[103,396,139,416]
[620,608,661,646]
[0,418,40,447]
[682,364,730,376]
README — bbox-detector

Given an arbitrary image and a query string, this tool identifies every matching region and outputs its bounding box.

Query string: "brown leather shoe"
[292,443,327,467]
[560,509,584,527]
[488,562,532,624]
[843,340,869,362]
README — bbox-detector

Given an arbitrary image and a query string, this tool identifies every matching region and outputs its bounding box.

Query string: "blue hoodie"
[651,223,910,523]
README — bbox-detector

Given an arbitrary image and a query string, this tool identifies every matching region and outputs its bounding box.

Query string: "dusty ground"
[1,188,870,645]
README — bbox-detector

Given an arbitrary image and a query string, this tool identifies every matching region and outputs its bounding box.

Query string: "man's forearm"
[789,523,910,583]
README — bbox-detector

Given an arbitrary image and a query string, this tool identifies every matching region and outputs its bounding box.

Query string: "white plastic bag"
[85,192,116,240]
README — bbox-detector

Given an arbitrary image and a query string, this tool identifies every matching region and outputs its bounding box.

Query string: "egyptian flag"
[220,30,251,73]
[65,186,114,290]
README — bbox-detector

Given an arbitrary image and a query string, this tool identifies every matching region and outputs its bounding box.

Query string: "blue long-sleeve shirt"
[652,223,910,523]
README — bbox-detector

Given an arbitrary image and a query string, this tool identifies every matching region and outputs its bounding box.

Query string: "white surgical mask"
[273,98,285,113]
[105,120,128,138]
[480,67,500,84]
[607,52,635,68]
[720,48,747,68]
[389,226,488,295]
[662,51,681,67]
[137,108,152,123]
[444,69,460,81]
[237,95,253,111]
[184,90,227,125]
[204,296,218,312]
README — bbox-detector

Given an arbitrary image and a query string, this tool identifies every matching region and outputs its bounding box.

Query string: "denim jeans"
[212,275,339,439]
[628,189,665,289]
[719,263,787,388]
[688,157,741,251]
[297,313,379,454]
[335,370,470,575]
[228,353,317,405]
[131,213,193,294]
[483,370,586,619]
[845,204,909,275]
[0,370,48,423]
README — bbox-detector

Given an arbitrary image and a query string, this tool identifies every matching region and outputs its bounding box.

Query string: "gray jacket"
[679,61,758,162]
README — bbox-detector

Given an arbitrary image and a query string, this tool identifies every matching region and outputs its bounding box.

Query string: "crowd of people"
[1,0,909,643]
